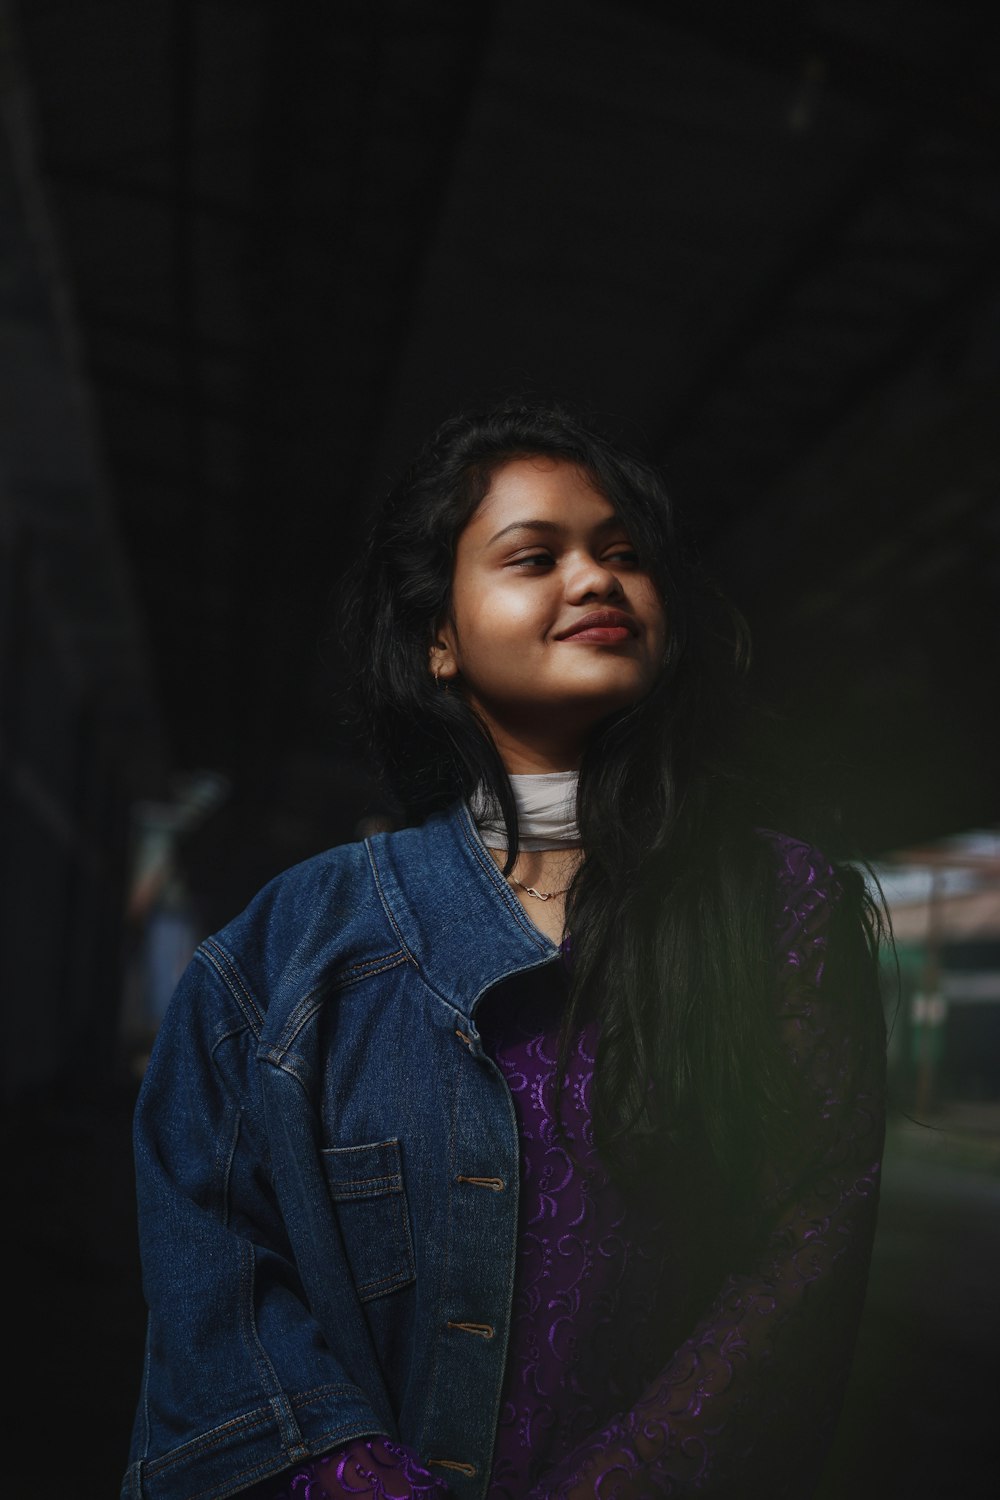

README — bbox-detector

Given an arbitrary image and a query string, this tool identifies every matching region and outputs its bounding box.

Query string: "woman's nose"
[565,555,624,602]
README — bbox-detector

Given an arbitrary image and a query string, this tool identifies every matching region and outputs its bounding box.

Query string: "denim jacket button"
[447,1319,495,1339]
[429,1459,477,1478]
[456,1173,505,1191]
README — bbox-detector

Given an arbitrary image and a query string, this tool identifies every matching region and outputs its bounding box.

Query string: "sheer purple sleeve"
[528,839,886,1499]
[245,1437,452,1499]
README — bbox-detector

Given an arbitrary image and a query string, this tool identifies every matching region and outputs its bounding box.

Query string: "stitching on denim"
[328,951,410,991]
[322,1137,401,1158]
[417,1033,463,1423]
[268,1390,304,1458]
[367,815,520,1025]
[480,1001,523,1456]
[321,1142,404,1198]
[199,939,263,1030]
[141,1384,362,1472]
[356,1261,415,1299]
[326,1176,402,1197]
[268,952,410,1070]
[320,1140,415,1298]
[393,1162,416,1296]
[263,954,407,1074]
[145,1392,351,1456]
[237,1236,299,1440]
[365,839,420,968]
[138,1332,152,1459]
[219,1103,241,1232]
[197,939,264,1034]
[205,1422,393,1500]
[343,950,408,977]
[457,804,554,953]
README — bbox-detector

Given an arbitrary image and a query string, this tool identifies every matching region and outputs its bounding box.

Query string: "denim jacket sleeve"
[122,945,393,1500]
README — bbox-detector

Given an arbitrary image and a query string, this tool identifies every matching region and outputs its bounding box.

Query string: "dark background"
[2,1,998,1494]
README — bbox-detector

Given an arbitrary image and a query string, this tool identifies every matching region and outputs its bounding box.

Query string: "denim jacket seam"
[207,1024,276,1187]
[418,1026,463,1450]
[137,1333,152,1462]
[197,938,265,1036]
[174,1420,390,1500]
[218,1102,242,1233]
[262,951,411,1071]
[138,1384,374,1476]
[236,1237,307,1453]
[456,802,557,954]
[337,950,410,982]
[365,838,421,969]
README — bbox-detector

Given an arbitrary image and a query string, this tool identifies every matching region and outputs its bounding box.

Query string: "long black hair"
[344,397,885,1189]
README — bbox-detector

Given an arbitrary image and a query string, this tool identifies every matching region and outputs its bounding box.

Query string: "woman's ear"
[428,629,459,684]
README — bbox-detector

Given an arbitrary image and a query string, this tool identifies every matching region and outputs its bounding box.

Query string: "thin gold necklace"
[509,876,571,903]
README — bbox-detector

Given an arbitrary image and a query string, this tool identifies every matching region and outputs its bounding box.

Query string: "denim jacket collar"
[365,802,558,1022]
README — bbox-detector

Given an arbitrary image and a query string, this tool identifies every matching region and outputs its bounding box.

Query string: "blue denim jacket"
[123,803,559,1500]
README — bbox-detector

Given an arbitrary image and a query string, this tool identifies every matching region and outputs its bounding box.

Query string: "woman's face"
[430,456,667,771]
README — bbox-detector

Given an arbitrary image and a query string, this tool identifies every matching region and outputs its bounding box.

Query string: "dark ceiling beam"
[80,308,251,361]
[37,160,256,226]
[781,486,995,632]
[102,458,242,510]
[231,0,501,774]
[319,1,503,512]
[88,365,251,426]
[652,128,912,456]
[170,0,202,532]
[774,249,1000,488]
[662,128,1000,543]
[696,240,1000,555]
[614,0,1000,144]
[41,155,391,240]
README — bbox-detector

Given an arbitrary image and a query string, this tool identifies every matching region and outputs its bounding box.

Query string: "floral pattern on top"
[526,835,885,1498]
[254,834,884,1500]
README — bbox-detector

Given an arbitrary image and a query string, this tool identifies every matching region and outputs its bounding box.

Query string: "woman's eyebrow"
[485,515,621,546]
[485,519,562,546]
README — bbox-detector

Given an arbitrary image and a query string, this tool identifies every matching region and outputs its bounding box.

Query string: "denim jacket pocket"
[320,1138,416,1302]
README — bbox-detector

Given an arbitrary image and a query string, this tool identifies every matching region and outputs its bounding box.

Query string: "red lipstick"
[555,609,637,643]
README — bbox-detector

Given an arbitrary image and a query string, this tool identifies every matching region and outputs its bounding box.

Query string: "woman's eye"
[604,547,640,565]
[511,552,554,569]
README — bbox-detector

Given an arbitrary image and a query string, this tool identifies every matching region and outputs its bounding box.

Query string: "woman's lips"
[561,625,632,643]
[556,610,637,643]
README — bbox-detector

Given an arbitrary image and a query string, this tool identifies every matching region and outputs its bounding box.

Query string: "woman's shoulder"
[202,810,462,986]
[200,835,399,1007]
[755,831,886,1071]
[237,833,376,916]
[756,828,842,901]
[755,828,846,983]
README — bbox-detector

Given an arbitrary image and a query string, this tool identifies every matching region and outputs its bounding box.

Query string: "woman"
[122,400,886,1500]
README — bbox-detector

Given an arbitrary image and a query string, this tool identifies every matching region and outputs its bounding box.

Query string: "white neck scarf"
[471,771,580,851]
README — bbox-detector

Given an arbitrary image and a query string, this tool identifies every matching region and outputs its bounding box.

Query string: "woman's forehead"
[467,456,617,534]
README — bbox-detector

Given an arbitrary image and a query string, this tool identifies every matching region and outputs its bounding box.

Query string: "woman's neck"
[471,770,582,944]
[472,770,580,852]
[486,844,581,944]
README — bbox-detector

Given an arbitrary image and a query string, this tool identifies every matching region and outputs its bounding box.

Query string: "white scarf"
[471,771,580,850]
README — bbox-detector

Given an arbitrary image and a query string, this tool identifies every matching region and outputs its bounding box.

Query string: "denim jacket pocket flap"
[321,1138,415,1302]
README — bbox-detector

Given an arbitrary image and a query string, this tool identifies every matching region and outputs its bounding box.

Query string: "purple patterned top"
[251,834,884,1499]
[479,960,672,1496]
